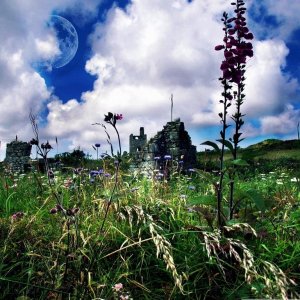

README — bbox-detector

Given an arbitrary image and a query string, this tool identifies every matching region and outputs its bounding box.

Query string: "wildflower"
[180,194,187,199]
[188,168,195,172]
[29,138,39,145]
[113,283,123,292]
[50,207,58,214]
[41,141,52,150]
[48,170,55,179]
[154,156,161,160]
[130,187,139,192]
[55,204,63,211]
[104,173,111,177]
[104,112,114,123]
[90,170,100,177]
[164,155,172,160]
[104,112,123,125]
[188,185,196,190]
[115,114,123,120]
[66,208,79,216]
[12,212,24,220]
[95,143,101,148]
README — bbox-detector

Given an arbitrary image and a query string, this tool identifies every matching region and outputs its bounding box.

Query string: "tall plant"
[203,0,253,226]
[224,0,253,219]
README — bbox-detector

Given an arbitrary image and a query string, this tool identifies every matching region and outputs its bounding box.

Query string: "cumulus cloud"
[46,0,233,152]
[0,0,103,159]
[260,105,300,135]
[244,39,298,116]
[249,0,300,40]
[46,0,300,154]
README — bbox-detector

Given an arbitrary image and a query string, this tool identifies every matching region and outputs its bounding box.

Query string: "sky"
[0,0,300,160]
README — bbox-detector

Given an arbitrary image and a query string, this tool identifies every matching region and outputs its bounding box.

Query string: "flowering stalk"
[93,112,123,233]
[216,0,253,219]
[214,12,234,228]
[29,112,66,215]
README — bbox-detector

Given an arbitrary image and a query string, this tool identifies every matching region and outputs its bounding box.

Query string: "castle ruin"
[129,119,196,169]
[4,139,32,173]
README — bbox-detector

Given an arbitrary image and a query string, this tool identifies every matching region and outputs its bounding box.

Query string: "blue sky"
[0,0,300,159]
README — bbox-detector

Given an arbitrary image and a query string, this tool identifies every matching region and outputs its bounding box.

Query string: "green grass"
[0,159,299,299]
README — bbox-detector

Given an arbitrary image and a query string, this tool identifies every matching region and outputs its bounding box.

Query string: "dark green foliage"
[55,148,87,167]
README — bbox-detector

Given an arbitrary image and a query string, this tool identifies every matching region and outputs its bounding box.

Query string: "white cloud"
[46,0,232,153]
[0,0,103,159]
[45,0,300,154]
[35,34,61,60]
[260,105,300,135]
[244,39,299,116]
[249,0,300,40]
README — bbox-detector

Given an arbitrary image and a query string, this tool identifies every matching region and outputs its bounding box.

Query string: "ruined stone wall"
[129,127,147,155]
[4,140,32,173]
[130,119,196,170]
[145,119,196,168]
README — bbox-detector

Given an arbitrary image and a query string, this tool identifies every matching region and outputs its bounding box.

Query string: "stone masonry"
[130,119,196,169]
[129,127,147,156]
[4,140,32,173]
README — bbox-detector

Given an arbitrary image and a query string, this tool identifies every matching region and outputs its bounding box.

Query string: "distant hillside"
[246,139,300,151]
[197,139,300,171]
[241,139,300,161]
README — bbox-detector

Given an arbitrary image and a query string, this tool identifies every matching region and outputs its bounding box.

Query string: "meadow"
[0,146,299,299]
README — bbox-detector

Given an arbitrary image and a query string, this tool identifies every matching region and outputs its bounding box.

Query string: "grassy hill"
[197,139,300,171]
[241,139,300,160]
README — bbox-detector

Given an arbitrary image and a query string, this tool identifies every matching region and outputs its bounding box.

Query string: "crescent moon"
[47,15,78,68]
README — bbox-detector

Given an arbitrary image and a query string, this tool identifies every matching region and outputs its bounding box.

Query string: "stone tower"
[5,140,32,173]
[145,118,196,168]
[130,119,197,170]
[129,127,147,155]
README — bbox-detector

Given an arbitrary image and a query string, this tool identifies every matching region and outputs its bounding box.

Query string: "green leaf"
[187,195,216,206]
[201,141,220,152]
[217,139,234,155]
[231,158,249,166]
[245,188,265,211]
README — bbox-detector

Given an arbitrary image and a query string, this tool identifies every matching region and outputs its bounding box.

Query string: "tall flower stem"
[228,0,253,219]
[94,112,123,233]
[215,12,234,228]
